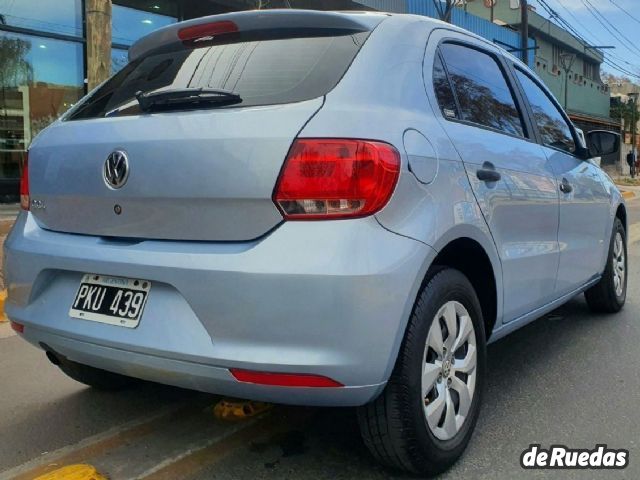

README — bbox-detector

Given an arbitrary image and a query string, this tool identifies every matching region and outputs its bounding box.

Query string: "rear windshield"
[67,31,371,120]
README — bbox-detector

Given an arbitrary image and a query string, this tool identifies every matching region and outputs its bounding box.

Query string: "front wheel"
[585,218,627,313]
[357,268,486,476]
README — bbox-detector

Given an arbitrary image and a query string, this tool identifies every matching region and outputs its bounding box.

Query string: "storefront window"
[112,48,129,74]
[112,5,177,46]
[113,0,179,18]
[0,0,83,38]
[0,32,84,198]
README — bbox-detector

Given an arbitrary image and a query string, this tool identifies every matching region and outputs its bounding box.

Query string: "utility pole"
[633,98,637,158]
[631,92,639,177]
[85,0,112,90]
[521,0,529,65]
[560,53,576,110]
[444,0,453,22]
[433,0,454,23]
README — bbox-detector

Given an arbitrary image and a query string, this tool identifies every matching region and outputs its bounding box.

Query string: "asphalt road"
[1,204,639,479]
[628,198,640,227]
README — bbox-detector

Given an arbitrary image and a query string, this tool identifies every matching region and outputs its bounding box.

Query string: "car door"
[427,33,560,322]
[511,68,611,295]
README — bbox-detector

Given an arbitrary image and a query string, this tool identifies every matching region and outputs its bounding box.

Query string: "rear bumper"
[4,213,433,406]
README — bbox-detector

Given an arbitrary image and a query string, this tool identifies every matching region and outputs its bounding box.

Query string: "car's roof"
[129,9,388,61]
[129,8,526,71]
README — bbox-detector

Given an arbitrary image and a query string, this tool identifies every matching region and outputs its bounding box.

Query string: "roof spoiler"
[129,9,386,61]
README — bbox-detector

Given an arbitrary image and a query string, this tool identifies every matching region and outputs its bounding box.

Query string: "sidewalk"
[616,184,640,201]
[0,204,18,296]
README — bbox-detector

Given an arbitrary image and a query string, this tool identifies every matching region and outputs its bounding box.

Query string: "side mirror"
[586,130,620,158]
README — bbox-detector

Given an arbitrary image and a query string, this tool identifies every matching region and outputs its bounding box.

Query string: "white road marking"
[0,400,202,480]
[132,419,257,480]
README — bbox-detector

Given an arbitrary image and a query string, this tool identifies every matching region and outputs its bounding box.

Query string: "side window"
[433,53,458,119]
[514,69,576,153]
[438,43,525,137]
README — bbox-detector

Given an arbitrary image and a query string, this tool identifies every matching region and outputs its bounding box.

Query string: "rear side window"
[436,43,524,137]
[67,31,370,120]
[514,69,576,153]
[433,53,458,120]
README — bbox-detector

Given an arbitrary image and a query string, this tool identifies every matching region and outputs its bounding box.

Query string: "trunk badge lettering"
[104,150,130,189]
[31,199,46,210]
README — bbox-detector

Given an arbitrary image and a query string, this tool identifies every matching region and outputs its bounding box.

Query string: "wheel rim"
[613,231,626,297]
[422,301,477,441]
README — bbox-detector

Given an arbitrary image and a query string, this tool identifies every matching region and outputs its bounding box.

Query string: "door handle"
[560,178,573,194]
[476,162,501,183]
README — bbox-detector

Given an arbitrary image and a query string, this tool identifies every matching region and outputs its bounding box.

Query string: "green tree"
[611,97,635,134]
[0,36,32,180]
[0,37,33,87]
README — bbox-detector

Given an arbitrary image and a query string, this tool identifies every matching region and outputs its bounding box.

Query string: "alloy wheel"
[422,301,477,441]
[613,231,625,297]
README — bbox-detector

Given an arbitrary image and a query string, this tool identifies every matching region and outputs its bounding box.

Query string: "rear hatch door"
[28,10,382,241]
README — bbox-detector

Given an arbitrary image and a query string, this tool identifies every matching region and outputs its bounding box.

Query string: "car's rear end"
[4,9,432,406]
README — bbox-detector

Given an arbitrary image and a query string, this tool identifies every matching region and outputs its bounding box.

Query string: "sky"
[532,0,640,80]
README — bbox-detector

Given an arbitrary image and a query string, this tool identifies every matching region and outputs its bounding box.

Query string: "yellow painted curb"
[33,464,107,480]
[621,190,635,200]
[0,289,7,323]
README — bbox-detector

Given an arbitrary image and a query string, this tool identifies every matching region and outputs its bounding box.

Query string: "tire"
[55,355,139,391]
[585,218,627,313]
[357,268,486,476]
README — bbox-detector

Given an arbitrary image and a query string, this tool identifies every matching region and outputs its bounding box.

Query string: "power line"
[550,3,618,62]
[572,0,640,77]
[539,0,640,78]
[546,0,636,67]
[535,0,640,79]
[580,0,640,57]
[558,2,640,73]
[608,0,640,26]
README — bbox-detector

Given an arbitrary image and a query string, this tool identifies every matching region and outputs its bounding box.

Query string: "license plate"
[69,274,151,328]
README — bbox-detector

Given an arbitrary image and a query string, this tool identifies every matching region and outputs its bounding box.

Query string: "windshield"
[67,31,370,120]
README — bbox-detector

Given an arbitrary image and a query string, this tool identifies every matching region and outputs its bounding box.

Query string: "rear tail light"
[20,153,29,211]
[230,369,343,388]
[178,21,238,44]
[273,139,400,220]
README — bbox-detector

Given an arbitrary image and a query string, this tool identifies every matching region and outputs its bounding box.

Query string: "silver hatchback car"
[5,9,626,475]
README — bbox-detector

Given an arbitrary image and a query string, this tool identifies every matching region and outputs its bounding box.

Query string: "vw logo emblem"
[104,150,129,189]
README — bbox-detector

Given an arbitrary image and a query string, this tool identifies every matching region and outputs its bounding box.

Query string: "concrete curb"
[621,190,635,200]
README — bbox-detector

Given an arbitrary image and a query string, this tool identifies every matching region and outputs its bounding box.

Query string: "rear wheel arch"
[615,203,627,233]
[602,202,627,275]
[585,216,627,313]
[380,229,501,387]
[429,237,498,340]
[358,266,487,475]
